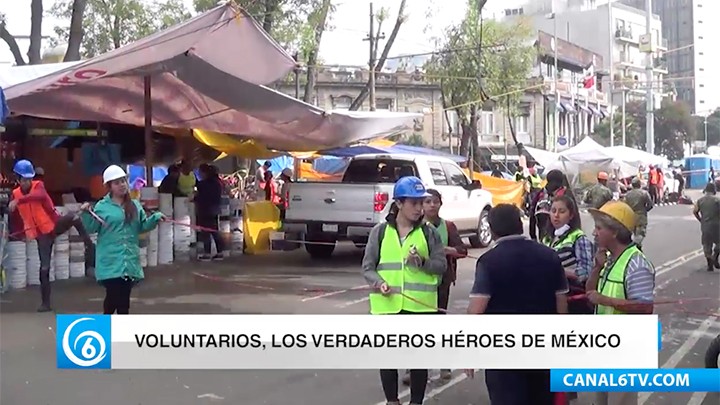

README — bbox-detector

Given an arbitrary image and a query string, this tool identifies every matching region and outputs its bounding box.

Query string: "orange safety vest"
[12,181,56,240]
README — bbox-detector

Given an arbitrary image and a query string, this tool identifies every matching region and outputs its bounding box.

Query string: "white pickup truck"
[282,154,494,259]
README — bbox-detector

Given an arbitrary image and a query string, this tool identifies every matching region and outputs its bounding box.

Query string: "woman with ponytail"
[79,165,164,314]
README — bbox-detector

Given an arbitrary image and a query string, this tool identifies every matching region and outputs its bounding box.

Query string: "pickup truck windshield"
[342,159,419,183]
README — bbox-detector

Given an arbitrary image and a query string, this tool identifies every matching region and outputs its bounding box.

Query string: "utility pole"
[608,0,615,147]
[644,0,654,154]
[363,3,383,111]
[552,10,559,152]
[621,89,626,146]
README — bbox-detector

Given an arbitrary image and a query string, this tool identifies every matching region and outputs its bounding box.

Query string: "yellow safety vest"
[596,245,645,315]
[530,174,543,189]
[428,219,448,247]
[368,225,439,314]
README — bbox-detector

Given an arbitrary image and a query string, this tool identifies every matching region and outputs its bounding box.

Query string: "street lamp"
[547,11,559,152]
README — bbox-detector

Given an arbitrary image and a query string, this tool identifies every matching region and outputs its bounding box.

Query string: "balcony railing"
[615,27,636,42]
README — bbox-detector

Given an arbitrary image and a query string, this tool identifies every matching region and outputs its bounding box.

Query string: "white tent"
[605,145,668,168]
[523,146,560,168]
[4,3,418,151]
[546,137,637,181]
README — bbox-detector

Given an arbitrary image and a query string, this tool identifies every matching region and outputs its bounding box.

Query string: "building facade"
[473,30,609,156]
[278,66,444,148]
[530,2,669,109]
[621,0,717,114]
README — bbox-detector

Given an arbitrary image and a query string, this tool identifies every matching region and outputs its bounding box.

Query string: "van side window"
[428,161,448,185]
[442,163,469,186]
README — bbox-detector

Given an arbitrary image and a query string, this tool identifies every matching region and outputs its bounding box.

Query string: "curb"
[580,201,680,214]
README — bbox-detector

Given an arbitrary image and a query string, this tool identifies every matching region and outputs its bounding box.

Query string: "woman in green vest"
[361,176,447,405]
[542,195,594,315]
[401,188,467,385]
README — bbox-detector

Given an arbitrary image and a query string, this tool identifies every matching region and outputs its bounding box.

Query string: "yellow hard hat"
[588,200,637,233]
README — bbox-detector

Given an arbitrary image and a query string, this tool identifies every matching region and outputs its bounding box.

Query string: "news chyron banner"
[57,314,660,370]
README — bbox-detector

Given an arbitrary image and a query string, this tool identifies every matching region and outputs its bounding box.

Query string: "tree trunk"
[469,104,479,172]
[0,23,26,65]
[506,98,522,155]
[302,0,332,104]
[348,0,407,111]
[263,0,278,33]
[27,0,43,64]
[64,0,87,61]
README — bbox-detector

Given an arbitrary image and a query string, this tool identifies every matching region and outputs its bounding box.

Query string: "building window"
[700,67,705,71]
[332,96,352,110]
[376,99,394,111]
[700,100,706,104]
[481,111,495,134]
[515,115,529,134]
[700,84,705,87]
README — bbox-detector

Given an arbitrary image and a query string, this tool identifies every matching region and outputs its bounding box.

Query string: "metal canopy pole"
[144,76,154,185]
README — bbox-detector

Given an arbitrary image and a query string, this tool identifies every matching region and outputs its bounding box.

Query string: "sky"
[0,0,467,67]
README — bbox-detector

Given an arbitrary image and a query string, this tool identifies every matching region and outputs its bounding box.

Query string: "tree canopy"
[594,99,695,160]
[424,0,535,158]
[49,0,190,58]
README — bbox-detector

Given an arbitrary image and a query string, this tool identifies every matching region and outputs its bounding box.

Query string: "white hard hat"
[103,165,127,184]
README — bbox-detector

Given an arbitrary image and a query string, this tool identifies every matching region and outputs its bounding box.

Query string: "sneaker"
[37,304,53,313]
[212,254,224,261]
[198,254,212,262]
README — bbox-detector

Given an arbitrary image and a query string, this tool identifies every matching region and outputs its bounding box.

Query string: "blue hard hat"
[393,176,430,199]
[13,159,35,179]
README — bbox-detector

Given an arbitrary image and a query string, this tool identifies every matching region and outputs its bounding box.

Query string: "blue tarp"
[0,86,8,125]
[255,156,294,175]
[319,144,466,163]
[313,157,349,174]
[127,165,170,188]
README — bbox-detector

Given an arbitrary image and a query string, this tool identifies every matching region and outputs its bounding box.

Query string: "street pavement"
[1,203,718,405]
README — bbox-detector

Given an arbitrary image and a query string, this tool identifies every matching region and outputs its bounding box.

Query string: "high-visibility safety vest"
[368,224,440,314]
[542,228,584,272]
[595,245,646,315]
[12,181,56,240]
[429,219,448,246]
[530,174,543,189]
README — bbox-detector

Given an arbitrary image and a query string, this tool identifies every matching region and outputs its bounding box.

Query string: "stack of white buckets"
[157,193,174,264]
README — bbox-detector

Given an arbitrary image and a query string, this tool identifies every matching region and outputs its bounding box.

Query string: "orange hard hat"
[597,171,609,180]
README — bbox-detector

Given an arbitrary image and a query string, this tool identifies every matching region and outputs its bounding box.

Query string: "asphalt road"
[0,203,718,405]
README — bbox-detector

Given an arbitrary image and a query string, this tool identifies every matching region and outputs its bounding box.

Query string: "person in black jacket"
[192,164,225,261]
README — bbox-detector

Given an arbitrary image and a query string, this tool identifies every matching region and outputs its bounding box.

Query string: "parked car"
[283,154,494,258]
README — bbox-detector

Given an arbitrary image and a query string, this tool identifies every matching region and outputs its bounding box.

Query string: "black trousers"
[380,310,429,404]
[485,369,553,405]
[102,278,134,314]
[37,233,54,306]
[648,184,658,204]
[197,214,224,254]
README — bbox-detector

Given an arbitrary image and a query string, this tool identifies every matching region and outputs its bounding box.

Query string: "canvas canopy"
[605,145,668,168]
[3,3,418,151]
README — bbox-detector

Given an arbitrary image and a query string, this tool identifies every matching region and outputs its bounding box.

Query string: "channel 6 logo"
[56,315,111,369]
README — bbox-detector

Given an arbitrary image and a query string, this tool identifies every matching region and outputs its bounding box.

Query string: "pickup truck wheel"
[304,236,336,259]
[469,209,492,248]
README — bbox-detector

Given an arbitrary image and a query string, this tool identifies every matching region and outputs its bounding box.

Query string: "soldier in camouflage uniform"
[584,172,614,209]
[623,177,654,250]
[693,182,720,272]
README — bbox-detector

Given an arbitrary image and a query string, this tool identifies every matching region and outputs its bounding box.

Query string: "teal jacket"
[80,194,163,282]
